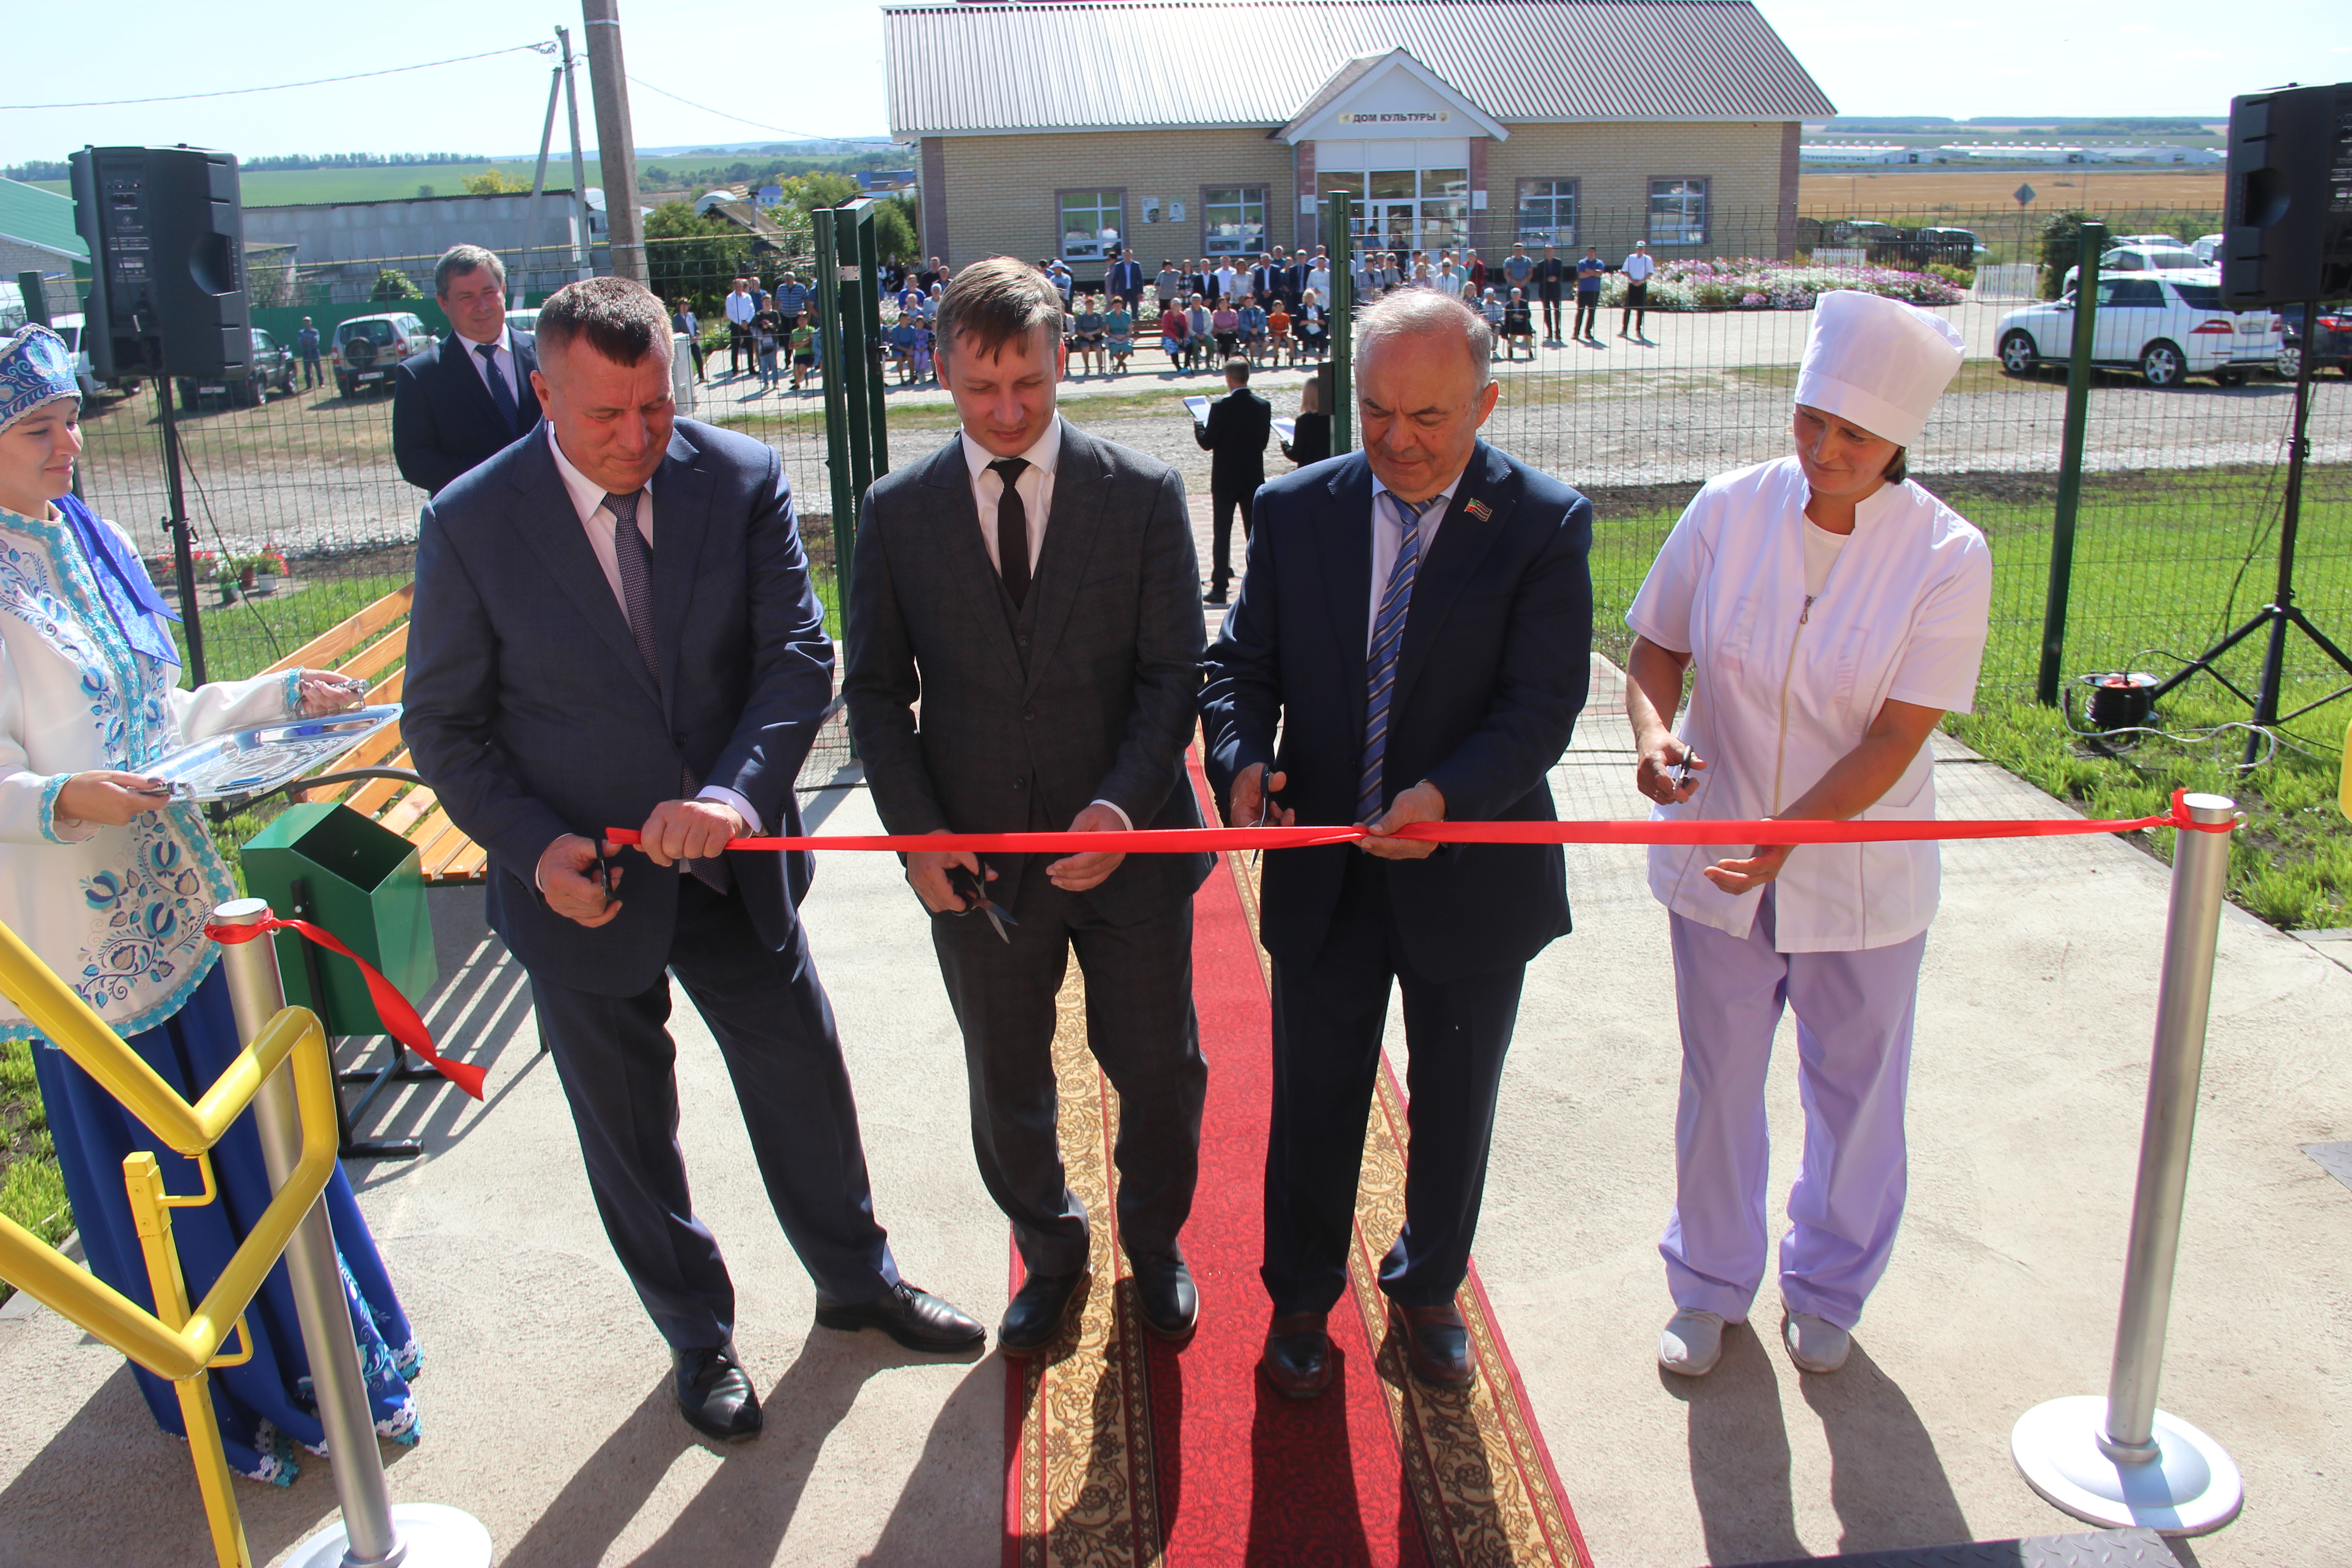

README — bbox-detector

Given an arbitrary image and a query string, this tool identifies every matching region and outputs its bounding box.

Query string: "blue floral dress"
[0,500,424,1483]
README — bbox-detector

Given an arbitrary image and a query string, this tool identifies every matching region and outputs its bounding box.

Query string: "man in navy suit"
[392,244,544,497]
[403,277,982,1446]
[1201,290,1593,1399]
[1104,247,1144,317]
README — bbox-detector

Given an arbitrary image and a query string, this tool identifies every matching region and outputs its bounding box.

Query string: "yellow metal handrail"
[0,916,341,1568]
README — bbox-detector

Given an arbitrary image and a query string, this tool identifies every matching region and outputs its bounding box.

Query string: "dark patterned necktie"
[990,457,1032,608]
[476,341,522,434]
[606,488,727,892]
[1358,492,1436,824]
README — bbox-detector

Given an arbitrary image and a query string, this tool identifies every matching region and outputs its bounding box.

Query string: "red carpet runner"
[1004,757,1594,1567]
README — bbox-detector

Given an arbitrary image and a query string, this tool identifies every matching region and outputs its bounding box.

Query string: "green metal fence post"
[2037,221,2105,706]
[812,207,858,630]
[1324,193,1355,454]
[853,210,890,479]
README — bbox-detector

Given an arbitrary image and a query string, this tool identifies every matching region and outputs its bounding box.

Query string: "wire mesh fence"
[63,203,2351,798]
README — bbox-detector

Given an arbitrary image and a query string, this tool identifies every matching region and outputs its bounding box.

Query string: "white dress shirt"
[955,415,1132,831]
[1626,456,1992,951]
[454,324,520,407]
[544,424,763,837]
[1366,469,1460,655]
[725,290,756,325]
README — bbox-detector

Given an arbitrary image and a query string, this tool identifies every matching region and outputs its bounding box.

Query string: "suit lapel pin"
[1464,498,1492,521]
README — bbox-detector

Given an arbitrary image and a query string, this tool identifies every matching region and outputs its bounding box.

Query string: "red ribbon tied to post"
[204,918,486,1100]
[605,789,2231,857]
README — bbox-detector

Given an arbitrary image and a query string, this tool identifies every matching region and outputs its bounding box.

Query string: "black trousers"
[728,323,751,372]
[530,877,898,1351]
[1210,482,1256,593]
[1264,852,1526,1316]
[931,873,1206,1277]
[1538,287,1563,337]
[1622,282,1650,333]
[1573,293,1601,339]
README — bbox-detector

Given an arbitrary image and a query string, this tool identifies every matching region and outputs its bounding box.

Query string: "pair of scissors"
[1252,779,1280,866]
[1669,753,1701,795]
[949,863,1018,943]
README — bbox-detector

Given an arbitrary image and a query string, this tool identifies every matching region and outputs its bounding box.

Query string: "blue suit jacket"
[392,330,544,496]
[1200,442,1594,980]
[402,418,832,995]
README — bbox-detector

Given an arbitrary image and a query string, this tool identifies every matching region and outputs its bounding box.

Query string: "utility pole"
[520,54,564,304]
[558,24,592,280]
[581,0,646,284]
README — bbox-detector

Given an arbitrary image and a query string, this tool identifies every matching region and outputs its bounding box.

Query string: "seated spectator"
[1296,289,1328,360]
[1161,301,1190,369]
[1502,287,1536,359]
[1071,292,1106,376]
[1210,298,1240,361]
[1479,287,1507,356]
[1104,299,1135,374]
[1185,295,1214,372]
[911,320,935,384]
[887,316,917,384]
[1236,296,1268,365]
[1267,298,1293,364]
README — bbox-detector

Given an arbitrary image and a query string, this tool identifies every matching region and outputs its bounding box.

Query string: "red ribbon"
[606,789,2232,856]
[205,919,486,1101]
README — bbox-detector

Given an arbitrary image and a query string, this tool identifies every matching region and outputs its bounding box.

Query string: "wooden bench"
[259,583,489,885]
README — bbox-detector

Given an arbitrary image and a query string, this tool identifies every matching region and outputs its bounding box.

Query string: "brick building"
[884,0,1837,284]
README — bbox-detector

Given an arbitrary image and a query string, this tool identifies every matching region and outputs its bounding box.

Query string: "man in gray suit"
[845,256,1211,1354]
[403,277,981,1446]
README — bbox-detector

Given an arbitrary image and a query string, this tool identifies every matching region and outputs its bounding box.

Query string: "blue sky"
[4,0,2342,166]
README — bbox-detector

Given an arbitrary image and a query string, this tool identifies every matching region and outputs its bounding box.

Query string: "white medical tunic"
[1626,456,1991,953]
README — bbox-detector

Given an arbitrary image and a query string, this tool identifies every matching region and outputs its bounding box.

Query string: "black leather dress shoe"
[999,1270,1088,1354]
[1394,1302,1475,1390]
[815,1281,986,1354]
[1260,1311,1332,1399]
[675,1344,762,1441]
[1131,1255,1198,1344]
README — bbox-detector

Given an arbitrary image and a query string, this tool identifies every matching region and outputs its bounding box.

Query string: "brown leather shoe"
[1393,1302,1474,1389]
[1259,1311,1332,1399]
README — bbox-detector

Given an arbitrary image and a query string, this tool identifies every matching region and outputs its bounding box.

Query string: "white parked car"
[2059,242,2208,294]
[1996,273,2283,387]
[2191,233,2224,264]
[504,307,539,335]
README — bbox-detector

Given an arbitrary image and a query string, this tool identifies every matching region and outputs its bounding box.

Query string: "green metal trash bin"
[240,802,436,1034]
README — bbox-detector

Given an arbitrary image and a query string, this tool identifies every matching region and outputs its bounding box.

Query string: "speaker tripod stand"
[2148,300,2352,767]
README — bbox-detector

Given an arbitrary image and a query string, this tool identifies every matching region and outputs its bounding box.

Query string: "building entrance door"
[1374,202,1416,255]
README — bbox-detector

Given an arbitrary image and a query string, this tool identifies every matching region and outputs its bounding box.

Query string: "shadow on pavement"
[860,1357,1008,1565]
[1798,1340,1972,1553]
[1663,1319,1805,1564]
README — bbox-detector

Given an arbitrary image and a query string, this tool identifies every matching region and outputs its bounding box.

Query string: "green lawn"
[1591,465,2352,931]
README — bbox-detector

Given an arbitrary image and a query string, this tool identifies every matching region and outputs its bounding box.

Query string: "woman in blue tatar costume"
[0,324,423,1484]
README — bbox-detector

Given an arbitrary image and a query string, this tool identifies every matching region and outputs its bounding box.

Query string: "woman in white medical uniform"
[1622,291,1992,1377]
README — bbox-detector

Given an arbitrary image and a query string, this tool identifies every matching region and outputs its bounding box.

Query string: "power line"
[622,77,837,144]
[0,44,555,110]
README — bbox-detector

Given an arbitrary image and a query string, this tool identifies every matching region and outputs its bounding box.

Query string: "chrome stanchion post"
[210,899,491,1568]
[2009,795,2244,1536]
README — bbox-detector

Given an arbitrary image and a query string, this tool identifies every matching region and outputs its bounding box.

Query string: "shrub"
[369,267,421,302]
[1928,261,1976,289]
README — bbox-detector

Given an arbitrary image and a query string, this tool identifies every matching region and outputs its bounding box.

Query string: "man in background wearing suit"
[392,245,543,496]
[404,277,981,1446]
[1195,355,1271,605]
[1201,290,1593,1399]
[1105,247,1144,317]
[845,257,1211,1355]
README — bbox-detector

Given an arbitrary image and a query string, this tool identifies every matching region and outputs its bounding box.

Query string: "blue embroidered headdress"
[0,325,184,663]
[0,324,78,435]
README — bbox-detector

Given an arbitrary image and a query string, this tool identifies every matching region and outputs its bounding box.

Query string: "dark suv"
[176,327,297,409]
[2278,304,2352,380]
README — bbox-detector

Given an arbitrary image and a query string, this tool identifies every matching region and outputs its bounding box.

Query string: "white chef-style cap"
[1793,290,1966,449]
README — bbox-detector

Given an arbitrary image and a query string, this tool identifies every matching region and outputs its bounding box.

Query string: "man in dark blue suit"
[1201,290,1593,1399]
[1103,246,1144,316]
[392,244,544,497]
[403,278,981,1445]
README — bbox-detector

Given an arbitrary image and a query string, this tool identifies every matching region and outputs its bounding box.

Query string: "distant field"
[1799,167,2223,216]
[27,151,875,207]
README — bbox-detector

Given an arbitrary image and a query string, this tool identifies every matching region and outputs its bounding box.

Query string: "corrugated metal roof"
[885,0,1836,134]
[0,179,89,262]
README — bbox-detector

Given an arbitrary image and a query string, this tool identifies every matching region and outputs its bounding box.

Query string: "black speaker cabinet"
[2220,83,2352,308]
[69,146,250,381]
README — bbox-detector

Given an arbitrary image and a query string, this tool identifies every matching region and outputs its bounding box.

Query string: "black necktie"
[476,341,522,434]
[991,457,1031,608]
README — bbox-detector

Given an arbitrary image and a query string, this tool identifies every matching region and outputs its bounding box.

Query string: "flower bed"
[1605,258,1964,312]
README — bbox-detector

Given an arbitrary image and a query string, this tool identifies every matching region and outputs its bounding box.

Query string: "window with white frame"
[1059,190,1123,261]
[1517,178,1577,246]
[1202,187,1267,257]
[1648,179,1707,246]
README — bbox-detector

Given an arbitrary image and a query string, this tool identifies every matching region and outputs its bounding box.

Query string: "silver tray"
[147,706,403,804]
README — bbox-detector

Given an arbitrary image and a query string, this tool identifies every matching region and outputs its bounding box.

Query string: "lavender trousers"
[1659,886,1929,1330]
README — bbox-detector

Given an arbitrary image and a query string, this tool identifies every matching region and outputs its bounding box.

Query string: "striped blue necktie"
[1357,491,1437,823]
[608,487,727,892]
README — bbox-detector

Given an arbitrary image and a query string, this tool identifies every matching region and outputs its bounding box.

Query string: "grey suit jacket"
[844,421,1211,922]
[403,417,833,995]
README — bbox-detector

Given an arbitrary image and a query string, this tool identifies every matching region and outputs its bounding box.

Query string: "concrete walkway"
[1,696,2347,1564]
